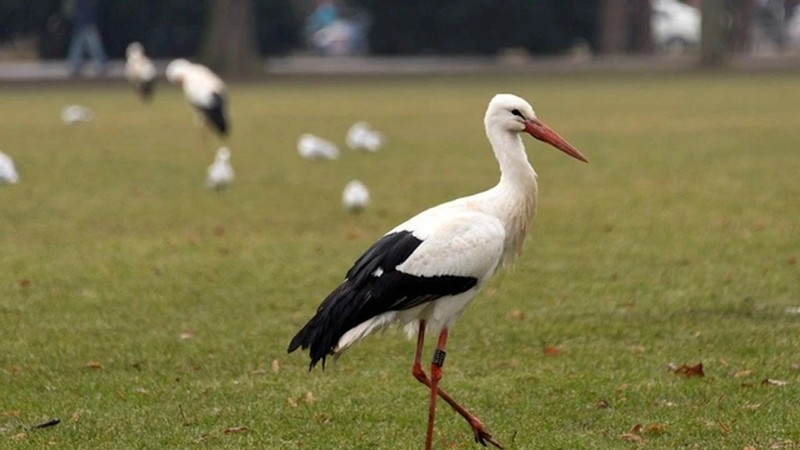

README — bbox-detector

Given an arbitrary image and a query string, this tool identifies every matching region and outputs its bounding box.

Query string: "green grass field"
[1,72,798,449]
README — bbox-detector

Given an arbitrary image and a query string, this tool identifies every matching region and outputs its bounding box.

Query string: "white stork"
[206,146,234,191]
[0,151,19,184]
[288,94,588,449]
[124,42,157,102]
[166,58,229,138]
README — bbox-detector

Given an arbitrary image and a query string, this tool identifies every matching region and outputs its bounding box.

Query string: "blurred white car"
[651,0,701,52]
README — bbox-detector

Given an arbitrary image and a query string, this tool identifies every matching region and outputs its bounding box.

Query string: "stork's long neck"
[487,126,539,265]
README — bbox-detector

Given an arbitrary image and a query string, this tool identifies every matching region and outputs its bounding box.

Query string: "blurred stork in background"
[166,58,229,148]
[124,42,157,102]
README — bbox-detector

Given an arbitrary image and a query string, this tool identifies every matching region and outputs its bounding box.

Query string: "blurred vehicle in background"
[651,0,701,53]
[304,0,368,56]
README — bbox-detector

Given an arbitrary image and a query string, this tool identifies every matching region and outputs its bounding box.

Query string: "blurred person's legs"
[67,24,107,76]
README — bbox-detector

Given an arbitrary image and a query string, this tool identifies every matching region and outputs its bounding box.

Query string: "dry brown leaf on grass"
[543,346,562,356]
[644,423,667,435]
[179,331,195,340]
[717,421,731,433]
[223,426,247,435]
[731,369,752,378]
[194,433,215,444]
[619,432,643,443]
[669,362,704,378]
[271,359,280,374]
[304,391,316,404]
[345,228,364,240]
[619,422,664,443]
[762,378,788,387]
[69,410,82,423]
[287,397,298,408]
[85,361,103,369]
[629,345,646,354]
[507,309,525,320]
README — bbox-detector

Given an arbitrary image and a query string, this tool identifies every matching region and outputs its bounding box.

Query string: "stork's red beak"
[525,119,589,163]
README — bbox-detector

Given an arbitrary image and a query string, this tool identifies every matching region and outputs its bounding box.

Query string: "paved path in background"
[1,54,799,82]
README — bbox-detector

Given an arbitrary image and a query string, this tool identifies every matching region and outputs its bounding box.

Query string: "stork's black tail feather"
[203,92,229,137]
[138,79,156,102]
[287,282,363,370]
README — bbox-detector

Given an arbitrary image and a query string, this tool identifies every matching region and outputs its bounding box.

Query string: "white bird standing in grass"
[288,94,589,449]
[166,58,229,139]
[0,151,19,184]
[346,121,385,152]
[297,133,340,160]
[342,179,370,213]
[124,42,157,102]
[206,147,234,191]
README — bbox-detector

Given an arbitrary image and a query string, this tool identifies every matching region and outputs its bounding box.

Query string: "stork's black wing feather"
[287,231,477,370]
[197,92,228,136]
[138,79,156,102]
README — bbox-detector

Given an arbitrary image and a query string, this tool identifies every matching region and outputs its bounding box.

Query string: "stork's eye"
[511,109,523,118]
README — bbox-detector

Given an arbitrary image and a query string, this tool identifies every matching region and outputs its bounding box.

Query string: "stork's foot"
[469,419,503,449]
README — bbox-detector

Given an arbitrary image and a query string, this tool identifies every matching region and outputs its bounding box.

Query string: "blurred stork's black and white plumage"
[166,58,229,138]
[288,94,589,450]
[124,42,157,102]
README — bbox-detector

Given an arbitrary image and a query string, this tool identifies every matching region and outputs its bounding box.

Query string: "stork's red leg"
[424,328,447,450]
[411,322,503,449]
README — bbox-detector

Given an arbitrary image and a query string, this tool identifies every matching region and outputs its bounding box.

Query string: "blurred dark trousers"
[67,24,107,74]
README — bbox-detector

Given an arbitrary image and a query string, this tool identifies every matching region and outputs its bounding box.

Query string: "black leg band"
[432,349,446,367]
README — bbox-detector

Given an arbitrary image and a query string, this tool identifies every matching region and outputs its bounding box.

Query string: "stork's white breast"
[393,210,505,281]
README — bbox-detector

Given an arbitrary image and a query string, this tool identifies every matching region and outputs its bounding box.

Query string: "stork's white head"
[166,58,191,85]
[485,94,588,163]
[126,41,144,59]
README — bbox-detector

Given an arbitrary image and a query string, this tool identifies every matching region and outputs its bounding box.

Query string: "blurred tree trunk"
[728,0,753,53]
[598,0,652,54]
[200,0,260,75]
[701,0,727,66]
[599,0,628,54]
[627,0,652,53]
